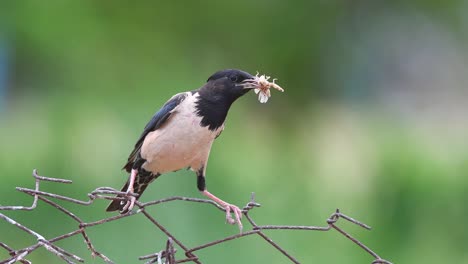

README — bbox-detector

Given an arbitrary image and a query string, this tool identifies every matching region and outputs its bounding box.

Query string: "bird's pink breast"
[140,93,223,174]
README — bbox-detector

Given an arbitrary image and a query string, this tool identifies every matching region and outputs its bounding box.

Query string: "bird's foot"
[224,203,243,232]
[120,168,138,214]
[200,190,243,232]
[119,194,136,214]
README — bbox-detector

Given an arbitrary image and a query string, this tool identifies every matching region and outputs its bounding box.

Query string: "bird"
[106,69,277,230]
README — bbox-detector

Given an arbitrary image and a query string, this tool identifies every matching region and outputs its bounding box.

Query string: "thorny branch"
[0,170,392,264]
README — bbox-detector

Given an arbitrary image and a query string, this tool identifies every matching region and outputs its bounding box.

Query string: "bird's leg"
[120,169,138,213]
[196,173,243,231]
[201,190,243,232]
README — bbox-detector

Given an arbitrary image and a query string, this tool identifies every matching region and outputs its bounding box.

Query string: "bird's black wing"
[123,92,189,172]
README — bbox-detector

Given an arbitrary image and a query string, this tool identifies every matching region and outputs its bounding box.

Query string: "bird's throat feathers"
[194,90,234,131]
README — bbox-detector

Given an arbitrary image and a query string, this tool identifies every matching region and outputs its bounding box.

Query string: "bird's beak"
[240,79,257,90]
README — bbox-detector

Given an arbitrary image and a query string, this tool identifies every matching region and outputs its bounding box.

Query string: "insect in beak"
[241,73,284,103]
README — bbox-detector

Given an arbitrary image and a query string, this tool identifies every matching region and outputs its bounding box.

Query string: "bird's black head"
[194,69,255,131]
[203,69,255,100]
[207,69,254,84]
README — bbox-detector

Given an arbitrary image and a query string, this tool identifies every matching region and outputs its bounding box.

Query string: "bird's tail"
[105,179,151,212]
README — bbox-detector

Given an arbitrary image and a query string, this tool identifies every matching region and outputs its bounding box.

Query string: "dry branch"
[0,170,392,264]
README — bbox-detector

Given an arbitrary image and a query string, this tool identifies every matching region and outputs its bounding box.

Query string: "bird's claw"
[224,204,243,232]
[120,194,136,213]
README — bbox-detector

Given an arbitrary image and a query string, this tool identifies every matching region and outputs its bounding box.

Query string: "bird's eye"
[230,75,238,82]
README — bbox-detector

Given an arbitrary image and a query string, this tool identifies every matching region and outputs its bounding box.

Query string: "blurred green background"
[1,1,468,263]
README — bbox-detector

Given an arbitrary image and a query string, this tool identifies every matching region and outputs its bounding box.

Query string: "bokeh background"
[1,1,468,263]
